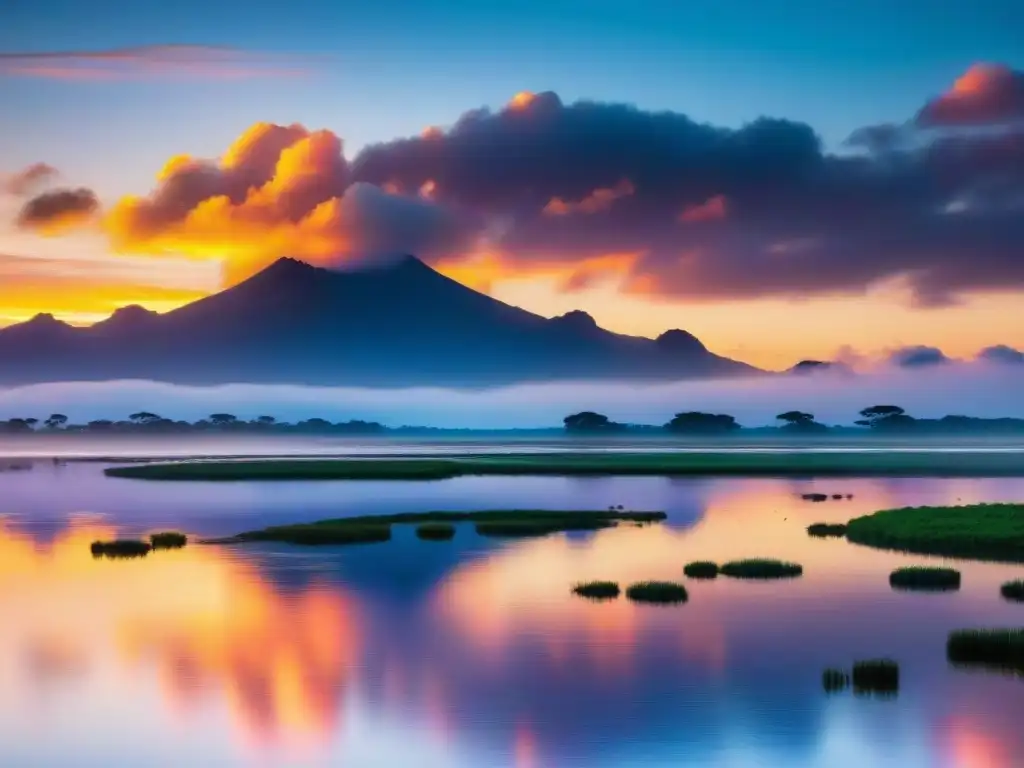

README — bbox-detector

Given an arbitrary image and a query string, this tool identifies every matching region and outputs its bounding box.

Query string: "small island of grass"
[845,503,1024,562]
[90,539,152,558]
[719,559,803,580]
[208,509,666,546]
[947,629,1024,675]
[851,659,899,696]
[807,523,848,538]
[572,581,621,600]
[625,581,689,604]
[150,531,188,549]
[822,668,850,694]
[415,523,456,540]
[889,566,961,592]
[683,561,719,579]
[1002,580,1024,602]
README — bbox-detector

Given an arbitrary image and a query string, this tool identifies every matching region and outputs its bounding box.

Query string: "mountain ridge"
[0,256,761,387]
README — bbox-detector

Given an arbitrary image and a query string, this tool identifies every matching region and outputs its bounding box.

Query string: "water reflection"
[0,468,1023,766]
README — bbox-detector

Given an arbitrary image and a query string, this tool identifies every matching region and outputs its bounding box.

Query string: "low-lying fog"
[0,362,1021,430]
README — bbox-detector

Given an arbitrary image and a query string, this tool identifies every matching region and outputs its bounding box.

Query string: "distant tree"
[24,418,38,428]
[129,411,162,425]
[209,413,238,427]
[297,418,333,431]
[775,411,828,433]
[86,419,114,432]
[563,412,620,433]
[44,413,68,430]
[3,418,35,433]
[255,415,276,426]
[665,412,740,434]
[859,405,905,420]
[857,405,915,431]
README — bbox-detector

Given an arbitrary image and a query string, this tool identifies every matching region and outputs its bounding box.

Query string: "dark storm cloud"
[349,79,1024,305]
[16,187,100,232]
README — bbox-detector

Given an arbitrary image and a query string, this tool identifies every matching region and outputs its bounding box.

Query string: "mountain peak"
[550,310,599,332]
[655,329,707,355]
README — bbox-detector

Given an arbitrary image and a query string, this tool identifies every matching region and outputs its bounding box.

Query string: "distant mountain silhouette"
[0,256,760,386]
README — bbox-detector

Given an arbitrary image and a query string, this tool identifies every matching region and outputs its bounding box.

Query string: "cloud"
[977,344,1024,364]
[916,64,1024,127]
[17,188,99,233]
[0,45,309,82]
[32,67,1024,304]
[887,345,951,368]
[3,163,58,196]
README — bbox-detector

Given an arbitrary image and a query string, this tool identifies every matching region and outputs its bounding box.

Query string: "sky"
[1,0,1023,370]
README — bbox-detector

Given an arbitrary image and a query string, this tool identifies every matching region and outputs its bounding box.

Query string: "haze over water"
[1,452,1022,767]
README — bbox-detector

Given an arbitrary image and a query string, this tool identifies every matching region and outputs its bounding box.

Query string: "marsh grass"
[851,659,899,697]
[889,566,961,592]
[572,581,621,600]
[218,509,666,545]
[416,523,456,541]
[625,581,688,604]
[822,668,850,694]
[683,561,719,579]
[1001,580,1024,602]
[150,531,187,549]
[947,629,1024,675]
[807,523,848,538]
[845,503,1024,562]
[90,539,151,558]
[719,559,803,580]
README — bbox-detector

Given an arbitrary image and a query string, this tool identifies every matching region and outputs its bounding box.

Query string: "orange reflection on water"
[0,521,361,752]
[945,716,1011,768]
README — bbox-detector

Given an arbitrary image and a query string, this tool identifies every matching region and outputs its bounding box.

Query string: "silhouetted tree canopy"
[665,412,740,434]
[563,411,622,432]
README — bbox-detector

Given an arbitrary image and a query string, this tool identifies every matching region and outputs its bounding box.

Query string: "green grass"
[104,450,1024,482]
[807,523,848,538]
[845,503,1024,563]
[683,561,719,579]
[625,581,689,604]
[149,531,188,549]
[209,509,666,546]
[889,566,961,592]
[851,659,899,696]
[822,668,850,694]
[415,523,456,541]
[572,581,621,600]
[947,629,1024,675]
[1002,580,1024,602]
[719,559,803,580]
[90,539,152,558]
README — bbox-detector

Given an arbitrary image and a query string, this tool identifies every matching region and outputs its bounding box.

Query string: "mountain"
[0,256,760,386]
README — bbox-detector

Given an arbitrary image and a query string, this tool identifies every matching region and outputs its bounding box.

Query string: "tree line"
[0,412,386,435]
[563,406,1024,434]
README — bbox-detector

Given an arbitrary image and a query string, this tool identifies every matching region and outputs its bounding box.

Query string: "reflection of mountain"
[0,256,758,387]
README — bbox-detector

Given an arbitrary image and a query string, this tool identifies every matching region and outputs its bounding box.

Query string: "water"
[1,460,1022,767]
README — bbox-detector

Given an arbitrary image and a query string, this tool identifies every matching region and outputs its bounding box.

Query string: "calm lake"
[1,456,1022,767]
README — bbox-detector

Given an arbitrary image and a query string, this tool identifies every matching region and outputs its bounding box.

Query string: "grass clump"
[720,559,803,580]
[90,539,152,558]
[416,523,456,540]
[150,531,187,549]
[217,509,666,545]
[807,522,848,538]
[625,581,688,604]
[572,581,621,600]
[889,566,961,592]
[851,659,899,697]
[1001,580,1024,602]
[845,503,1024,563]
[822,668,850,694]
[683,561,719,579]
[947,629,1024,675]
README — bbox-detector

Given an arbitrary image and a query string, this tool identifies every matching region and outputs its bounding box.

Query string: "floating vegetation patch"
[822,668,850,694]
[683,561,719,579]
[845,503,1024,563]
[90,539,152,559]
[719,559,803,580]
[801,493,828,503]
[807,523,848,538]
[1001,580,1024,602]
[572,581,621,600]
[889,566,961,592]
[947,629,1024,676]
[851,659,900,697]
[415,523,456,541]
[625,581,689,604]
[149,531,188,549]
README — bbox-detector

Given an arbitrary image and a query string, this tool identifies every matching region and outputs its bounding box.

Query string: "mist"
[0,362,1021,430]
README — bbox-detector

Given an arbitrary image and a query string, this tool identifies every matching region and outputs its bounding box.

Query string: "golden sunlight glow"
[508,91,537,110]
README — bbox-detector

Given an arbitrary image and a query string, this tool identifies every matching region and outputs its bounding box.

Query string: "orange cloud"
[678,194,727,223]
[434,250,640,295]
[542,180,635,216]
[0,45,311,82]
[917,63,1024,126]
